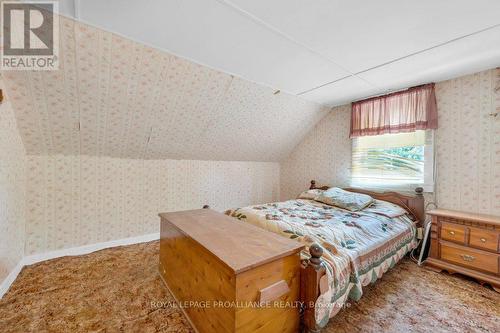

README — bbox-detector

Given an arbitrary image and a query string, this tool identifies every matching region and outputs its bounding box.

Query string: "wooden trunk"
[159,209,304,333]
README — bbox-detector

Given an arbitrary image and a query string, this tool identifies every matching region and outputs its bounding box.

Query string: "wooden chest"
[426,209,500,292]
[159,209,304,333]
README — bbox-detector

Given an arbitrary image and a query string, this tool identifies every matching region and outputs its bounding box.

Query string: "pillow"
[363,199,407,218]
[297,189,324,200]
[314,187,373,211]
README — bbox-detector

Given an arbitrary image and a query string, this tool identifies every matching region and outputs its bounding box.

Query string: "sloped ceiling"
[3,16,329,161]
[55,0,500,106]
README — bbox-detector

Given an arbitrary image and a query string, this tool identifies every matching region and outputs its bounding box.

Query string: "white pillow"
[297,189,324,200]
[314,187,373,211]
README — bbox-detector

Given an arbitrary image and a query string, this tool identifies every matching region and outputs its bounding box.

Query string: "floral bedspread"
[226,199,417,328]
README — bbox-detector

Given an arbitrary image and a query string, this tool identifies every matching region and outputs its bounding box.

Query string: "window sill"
[349,182,434,194]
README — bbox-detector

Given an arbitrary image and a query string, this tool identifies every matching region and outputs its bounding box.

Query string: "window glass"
[351,130,434,192]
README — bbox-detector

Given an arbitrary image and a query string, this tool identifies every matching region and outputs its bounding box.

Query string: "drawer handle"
[480,237,487,243]
[447,231,455,236]
[460,254,475,262]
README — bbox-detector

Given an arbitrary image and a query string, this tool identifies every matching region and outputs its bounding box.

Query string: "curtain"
[350,83,438,138]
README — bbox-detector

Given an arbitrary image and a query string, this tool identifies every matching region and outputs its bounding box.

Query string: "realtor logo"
[1,1,59,70]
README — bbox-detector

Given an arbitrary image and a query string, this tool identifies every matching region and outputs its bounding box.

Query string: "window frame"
[350,130,435,193]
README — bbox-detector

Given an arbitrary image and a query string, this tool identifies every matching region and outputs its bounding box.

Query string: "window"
[351,130,434,192]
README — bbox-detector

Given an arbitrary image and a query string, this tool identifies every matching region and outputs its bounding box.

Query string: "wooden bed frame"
[220,180,425,332]
[300,180,425,332]
[310,180,425,223]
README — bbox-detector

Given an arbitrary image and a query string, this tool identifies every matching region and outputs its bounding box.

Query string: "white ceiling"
[53,0,500,107]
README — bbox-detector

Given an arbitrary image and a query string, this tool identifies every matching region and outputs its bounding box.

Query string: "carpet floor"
[0,241,498,333]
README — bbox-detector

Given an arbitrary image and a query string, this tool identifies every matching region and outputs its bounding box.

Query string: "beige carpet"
[0,241,498,333]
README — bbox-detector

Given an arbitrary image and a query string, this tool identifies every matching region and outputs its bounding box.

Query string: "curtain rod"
[352,83,435,105]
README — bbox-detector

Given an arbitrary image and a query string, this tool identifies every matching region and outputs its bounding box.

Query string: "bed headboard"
[309,180,425,225]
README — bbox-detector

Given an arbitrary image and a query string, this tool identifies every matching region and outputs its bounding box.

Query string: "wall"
[3,15,328,162]
[280,104,351,200]
[280,68,500,216]
[434,68,500,215]
[2,14,320,257]
[0,81,26,284]
[25,155,279,255]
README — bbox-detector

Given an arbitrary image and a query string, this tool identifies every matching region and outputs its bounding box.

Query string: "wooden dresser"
[426,209,500,292]
[159,208,304,333]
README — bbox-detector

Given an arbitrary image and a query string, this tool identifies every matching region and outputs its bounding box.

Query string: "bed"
[225,180,425,332]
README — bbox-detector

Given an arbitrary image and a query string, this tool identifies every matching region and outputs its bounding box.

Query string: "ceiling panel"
[51,0,500,106]
[357,26,500,92]
[72,0,350,95]
[228,0,500,73]
[300,76,378,107]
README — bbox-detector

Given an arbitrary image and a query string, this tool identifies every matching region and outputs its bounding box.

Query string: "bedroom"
[0,0,499,332]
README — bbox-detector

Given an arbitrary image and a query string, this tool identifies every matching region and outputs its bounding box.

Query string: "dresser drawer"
[440,222,466,244]
[469,227,499,252]
[440,243,499,275]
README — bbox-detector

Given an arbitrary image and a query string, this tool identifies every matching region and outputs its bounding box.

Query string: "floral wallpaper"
[280,104,351,200]
[280,68,500,216]
[1,14,313,258]
[0,81,26,284]
[25,155,279,255]
[434,68,500,215]
[2,15,329,162]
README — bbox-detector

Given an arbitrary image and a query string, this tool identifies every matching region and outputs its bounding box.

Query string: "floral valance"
[350,83,438,138]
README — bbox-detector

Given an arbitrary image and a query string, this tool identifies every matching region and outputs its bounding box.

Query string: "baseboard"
[23,232,160,266]
[0,232,160,299]
[0,259,24,299]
